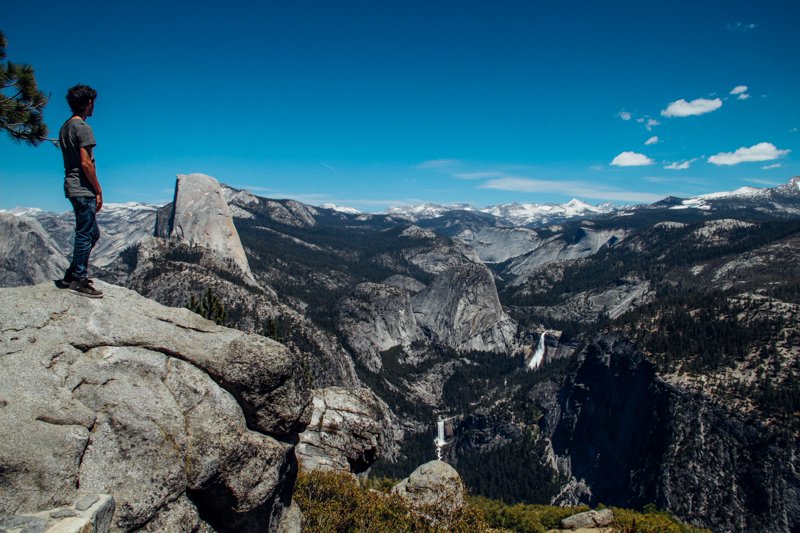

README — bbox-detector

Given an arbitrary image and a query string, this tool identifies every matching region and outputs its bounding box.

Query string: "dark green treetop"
[0,31,49,146]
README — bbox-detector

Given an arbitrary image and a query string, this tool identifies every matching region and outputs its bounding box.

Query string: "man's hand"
[95,193,103,213]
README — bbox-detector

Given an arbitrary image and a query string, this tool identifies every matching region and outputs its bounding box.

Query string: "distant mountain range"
[387,176,800,224]
[2,174,800,532]
[4,176,800,228]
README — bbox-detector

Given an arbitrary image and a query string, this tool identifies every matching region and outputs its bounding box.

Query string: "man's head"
[66,84,97,116]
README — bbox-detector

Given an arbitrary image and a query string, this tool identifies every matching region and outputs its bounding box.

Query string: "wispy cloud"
[480,177,662,203]
[610,151,654,167]
[661,97,723,118]
[708,142,791,166]
[761,163,783,170]
[321,162,350,177]
[727,21,757,32]
[619,110,632,121]
[418,159,461,169]
[745,178,781,186]
[644,175,708,186]
[453,171,505,180]
[730,85,750,100]
[664,159,696,170]
[645,136,659,146]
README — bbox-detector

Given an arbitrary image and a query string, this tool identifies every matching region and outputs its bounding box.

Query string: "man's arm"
[80,146,102,212]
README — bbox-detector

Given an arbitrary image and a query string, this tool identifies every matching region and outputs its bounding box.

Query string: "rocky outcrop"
[159,174,253,280]
[383,275,426,294]
[392,460,465,516]
[0,281,311,532]
[559,508,614,529]
[0,213,68,287]
[0,494,115,533]
[337,283,422,371]
[412,263,517,353]
[296,387,401,473]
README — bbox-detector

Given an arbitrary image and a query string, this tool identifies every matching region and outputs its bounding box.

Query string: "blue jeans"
[66,196,100,281]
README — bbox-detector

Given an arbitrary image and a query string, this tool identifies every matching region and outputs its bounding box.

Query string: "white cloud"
[761,163,783,170]
[708,142,791,166]
[619,111,632,121]
[645,136,659,146]
[661,98,723,118]
[665,160,693,170]
[480,177,662,203]
[610,151,654,167]
[730,85,750,100]
[635,117,660,130]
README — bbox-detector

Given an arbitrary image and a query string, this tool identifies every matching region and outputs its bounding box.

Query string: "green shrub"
[294,469,489,533]
[612,506,712,533]
[470,496,588,532]
[295,470,710,533]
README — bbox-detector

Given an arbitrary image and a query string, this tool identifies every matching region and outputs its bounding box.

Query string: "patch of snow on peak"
[654,221,687,229]
[697,186,764,200]
[104,202,160,212]
[0,206,49,217]
[321,203,360,214]
[672,198,711,210]
[387,203,474,220]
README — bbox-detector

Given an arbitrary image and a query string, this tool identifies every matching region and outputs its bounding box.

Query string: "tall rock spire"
[164,173,253,280]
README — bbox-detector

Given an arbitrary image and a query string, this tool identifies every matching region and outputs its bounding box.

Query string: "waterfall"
[434,417,454,460]
[435,418,446,459]
[529,331,547,370]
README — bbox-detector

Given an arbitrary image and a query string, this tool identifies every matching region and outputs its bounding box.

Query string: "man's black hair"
[66,84,97,114]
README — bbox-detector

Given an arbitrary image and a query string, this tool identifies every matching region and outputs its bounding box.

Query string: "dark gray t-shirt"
[59,118,97,197]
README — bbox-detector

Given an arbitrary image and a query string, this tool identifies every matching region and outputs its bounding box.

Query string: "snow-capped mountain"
[660,176,800,214]
[388,177,800,224]
[386,198,618,225]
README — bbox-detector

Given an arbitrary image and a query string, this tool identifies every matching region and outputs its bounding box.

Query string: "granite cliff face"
[0,282,311,532]
[547,336,800,533]
[412,263,517,353]
[0,213,68,287]
[158,174,254,281]
[337,282,422,372]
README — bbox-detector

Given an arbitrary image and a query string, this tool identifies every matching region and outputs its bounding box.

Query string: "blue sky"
[2,0,798,213]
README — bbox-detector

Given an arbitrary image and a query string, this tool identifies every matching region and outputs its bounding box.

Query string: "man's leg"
[67,196,103,298]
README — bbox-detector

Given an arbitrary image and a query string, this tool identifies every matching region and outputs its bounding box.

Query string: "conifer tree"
[0,31,49,145]
[188,289,228,326]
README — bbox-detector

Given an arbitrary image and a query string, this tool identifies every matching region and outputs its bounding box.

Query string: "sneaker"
[58,276,93,289]
[68,279,103,299]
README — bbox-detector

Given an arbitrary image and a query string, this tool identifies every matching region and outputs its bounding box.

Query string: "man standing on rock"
[58,84,103,298]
